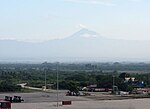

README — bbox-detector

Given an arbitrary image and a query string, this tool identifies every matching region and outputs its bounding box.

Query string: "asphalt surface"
[1,91,150,109]
[0,91,91,103]
[11,99,150,109]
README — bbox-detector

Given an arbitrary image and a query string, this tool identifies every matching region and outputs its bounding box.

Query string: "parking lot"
[0,91,91,103]
[1,91,150,109]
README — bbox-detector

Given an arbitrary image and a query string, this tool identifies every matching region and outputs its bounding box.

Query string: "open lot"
[1,91,150,109]
[0,91,91,103]
[0,91,137,103]
[11,99,150,109]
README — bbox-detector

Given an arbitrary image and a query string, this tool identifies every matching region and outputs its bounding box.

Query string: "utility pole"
[56,62,59,107]
[112,75,115,93]
[45,68,47,90]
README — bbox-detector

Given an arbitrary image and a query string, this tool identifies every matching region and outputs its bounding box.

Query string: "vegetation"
[0,81,21,92]
[0,63,150,92]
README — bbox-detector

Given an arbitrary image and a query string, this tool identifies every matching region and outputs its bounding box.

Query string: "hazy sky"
[0,0,150,42]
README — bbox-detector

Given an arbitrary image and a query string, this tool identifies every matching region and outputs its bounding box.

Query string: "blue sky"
[0,0,150,42]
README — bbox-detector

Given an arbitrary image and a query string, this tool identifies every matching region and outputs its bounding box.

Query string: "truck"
[5,96,24,103]
[0,100,11,109]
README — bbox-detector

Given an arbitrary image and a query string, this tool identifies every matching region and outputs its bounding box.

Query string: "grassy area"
[20,88,38,93]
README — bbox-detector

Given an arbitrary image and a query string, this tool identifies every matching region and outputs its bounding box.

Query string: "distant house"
[86,84,97,92]
[134,88,150,94]
[85,85,112,92]
[125,77,135,82]
[125,77,145,88]
[87,84,97,88]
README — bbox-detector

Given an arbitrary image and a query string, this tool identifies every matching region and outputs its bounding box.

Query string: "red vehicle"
[0,100,11,109]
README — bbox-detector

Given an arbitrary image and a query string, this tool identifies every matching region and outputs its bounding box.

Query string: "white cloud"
[64,0,143,6]
[81,33,98,38]
[64,0,116,6]
[130,0,142,2]
[77,24,87,28]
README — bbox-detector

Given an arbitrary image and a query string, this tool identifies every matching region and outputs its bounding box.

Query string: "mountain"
[0,28,150,62]
[68,28,103,39]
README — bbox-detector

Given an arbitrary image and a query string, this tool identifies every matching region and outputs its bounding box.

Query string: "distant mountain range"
[0,28,150,62]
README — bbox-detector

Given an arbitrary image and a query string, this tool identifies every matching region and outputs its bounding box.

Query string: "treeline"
[1,62,150,72]
[0,81,21,92]
[59,72,150,92]
[0,63,150,92]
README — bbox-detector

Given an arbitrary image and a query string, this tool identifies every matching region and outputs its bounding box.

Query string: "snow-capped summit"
[70,28,102,39]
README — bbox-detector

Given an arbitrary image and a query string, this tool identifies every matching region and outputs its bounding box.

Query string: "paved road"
[0,83,91,103]
[12,99,150,109]
[18,83,60,92]
[0,91,91,103]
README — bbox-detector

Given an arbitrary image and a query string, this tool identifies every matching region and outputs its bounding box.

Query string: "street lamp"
[112,75,115,93]
[56,62,59,107]
[45,68,47,90]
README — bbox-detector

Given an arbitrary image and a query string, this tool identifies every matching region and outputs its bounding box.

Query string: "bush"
[0,81,21,92]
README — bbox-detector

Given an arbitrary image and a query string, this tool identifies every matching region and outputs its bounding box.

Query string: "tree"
[119,73,130,80]
[96,75,112,88]
[0,81,21,92]
[67,81,79,95]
